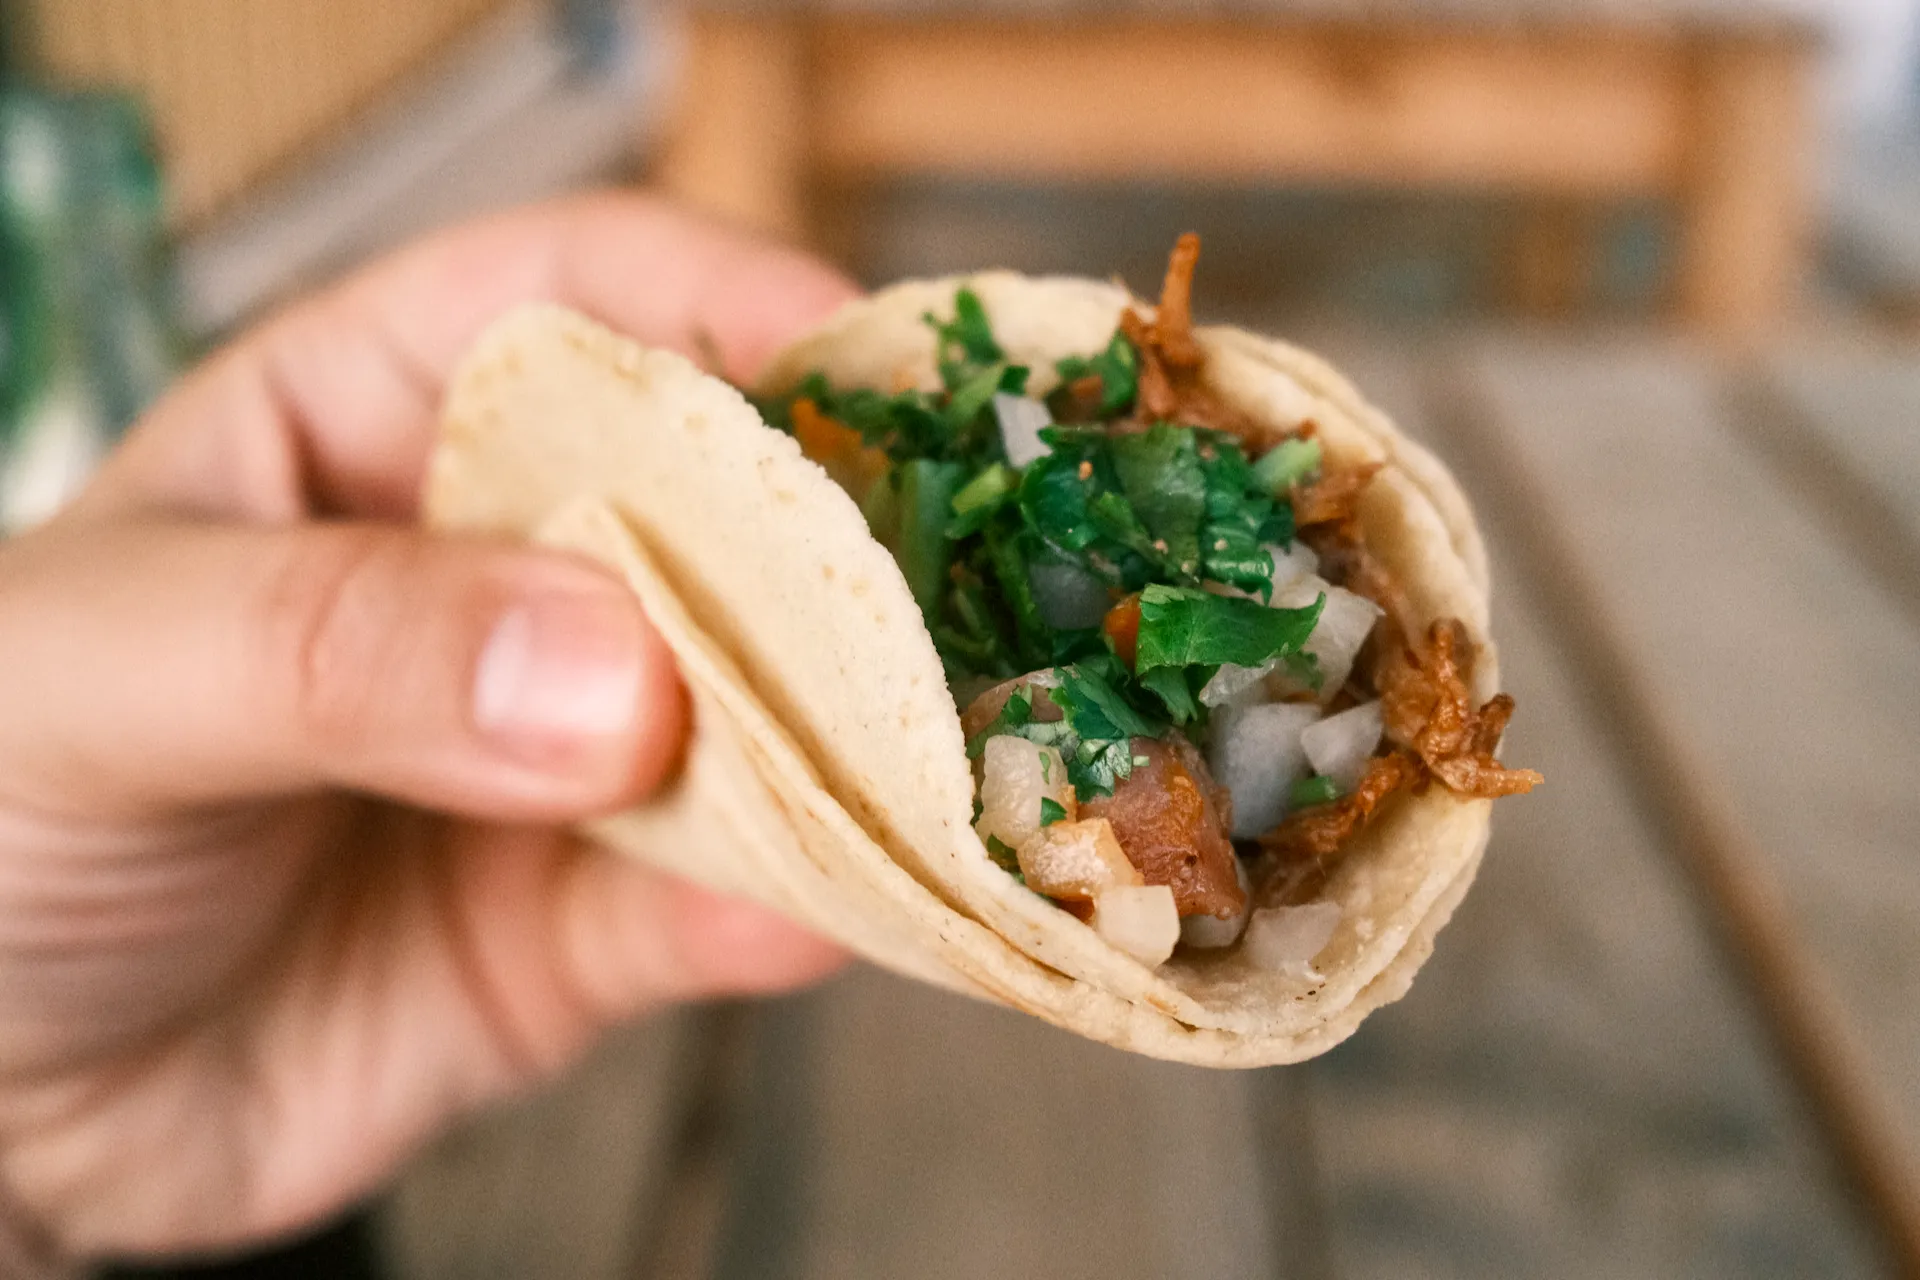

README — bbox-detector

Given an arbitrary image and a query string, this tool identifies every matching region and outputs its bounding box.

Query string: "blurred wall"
[1824,0,1920,126]
[13,0,522,226]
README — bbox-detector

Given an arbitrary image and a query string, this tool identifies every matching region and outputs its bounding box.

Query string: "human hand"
[0,194,852,1266]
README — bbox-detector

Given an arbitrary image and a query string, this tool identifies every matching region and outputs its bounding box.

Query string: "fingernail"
[473,588,644,765]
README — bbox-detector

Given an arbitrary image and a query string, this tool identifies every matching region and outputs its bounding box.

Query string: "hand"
[0,194,852,1263]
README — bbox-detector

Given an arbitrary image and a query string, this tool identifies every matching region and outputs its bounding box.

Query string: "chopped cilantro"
[1290,775,1341,809]
[965,687,1034,758]
[1253,437,1323,494]
[985,833,1021,873]
[1039,796,1068,827]
[1133,584,1324,672]
[1136,663,1204,725]
[771,285,1358,787]
[897,459,966,614]
[1053,330,1139,418]
[1110,425,1207,576]
[948,462,1018,538]
[928,288,1004,385]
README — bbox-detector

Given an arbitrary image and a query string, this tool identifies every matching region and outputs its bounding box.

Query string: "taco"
[426,236,1538,1066]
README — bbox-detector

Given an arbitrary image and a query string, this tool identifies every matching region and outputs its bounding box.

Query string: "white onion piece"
[1301,700,1384,791]
[1180,858,1253,949]
[1029,561,1112,630]
[1199,658,1276,708]
[1091,884,1180,966]
[993,393,1053,468]
[1206,700,1318,838]
[1265,540,1320,591]
[1243,902,1343,980]
[975,736,1073,854]
[1017,817,1137,900]
[1269,576,1383,703]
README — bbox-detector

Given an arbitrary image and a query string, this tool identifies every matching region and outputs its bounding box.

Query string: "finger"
[0,520,686,819]
[82,193,861,523]
[557,852,848,1021]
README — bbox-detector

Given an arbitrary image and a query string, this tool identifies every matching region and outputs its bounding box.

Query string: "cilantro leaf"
[1136,663,1204,725]
[1054,331,1139,417]
[927,288,1004,389]
[985,834,1021,873]
[1133,584,1325,672]
[965,687,1033,758]
[1110,425,1206,577]
[1039,796,1068,827]
[1053,662,1162,741]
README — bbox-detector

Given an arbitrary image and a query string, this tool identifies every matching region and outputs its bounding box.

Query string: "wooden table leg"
[652,11,811,242]
[1676,35,1814,344]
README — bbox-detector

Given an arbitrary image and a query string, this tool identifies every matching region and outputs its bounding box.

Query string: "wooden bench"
[655,1,1822,343]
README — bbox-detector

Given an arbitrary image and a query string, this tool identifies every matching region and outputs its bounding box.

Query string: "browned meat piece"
[959,671,1065,742]
[1379,619,1543,800]
[1260,750,1423,861]
[1291,461,1383,535]
[1082,737,1246,919]
[1119,235,1257,437]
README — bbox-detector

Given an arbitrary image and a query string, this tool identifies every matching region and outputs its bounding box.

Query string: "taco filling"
[760,236,1539,970]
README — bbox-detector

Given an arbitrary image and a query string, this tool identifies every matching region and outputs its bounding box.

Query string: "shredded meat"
[1261,620,1540,862]
[1082,737,1246,919]
[1260,750,1423,861]
[1379,619,1543,800]
[1120,234,1257,436]
[1291,462,1383,534]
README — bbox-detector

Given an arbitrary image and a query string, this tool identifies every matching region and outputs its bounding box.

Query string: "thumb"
[0,519,686,820]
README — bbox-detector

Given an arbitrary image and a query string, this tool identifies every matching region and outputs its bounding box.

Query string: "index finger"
[80,193,860,523]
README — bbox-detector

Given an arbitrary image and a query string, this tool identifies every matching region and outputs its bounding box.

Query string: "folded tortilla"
[425,274,1497,1066]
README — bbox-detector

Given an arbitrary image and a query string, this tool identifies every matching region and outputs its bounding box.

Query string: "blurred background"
[6,0,1920,1277]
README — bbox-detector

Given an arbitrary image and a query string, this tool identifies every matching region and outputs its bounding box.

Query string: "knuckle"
[260,530,412,753]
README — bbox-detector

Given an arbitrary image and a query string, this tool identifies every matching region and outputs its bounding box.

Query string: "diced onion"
[1017,817,1138,900]
[1206,700,1318,838]
[1090,884,1180,967]
[1243,902,1343,979]
[1269,576,1383,703]
[1199,659,1276,708]
[1180,858,1253,949]
[1301,700,1384,791]
[993,393,1053,468]
[1265,540,1320,591]
[976,736,1074,854]
[1029,561,1112,630]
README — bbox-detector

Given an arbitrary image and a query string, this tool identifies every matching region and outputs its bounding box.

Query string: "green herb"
[1133,584,1324,672]
[1289,775,1341,809]
[1136,663,1204,725]
[965,687,1034,758]
[897,459,966,614]
[1039,797,1068,827]
[985,834,1022,873]
[1050,661,1165,797]
[1053,330,1139,418]
[928,288,1004,386]
[1253,437,1322,494]
[1111,425,1207,576]
[948,462,1018,538]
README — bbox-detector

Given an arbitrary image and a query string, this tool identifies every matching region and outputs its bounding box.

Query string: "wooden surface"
[653,4,1819,341]
[17,0,520,226]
